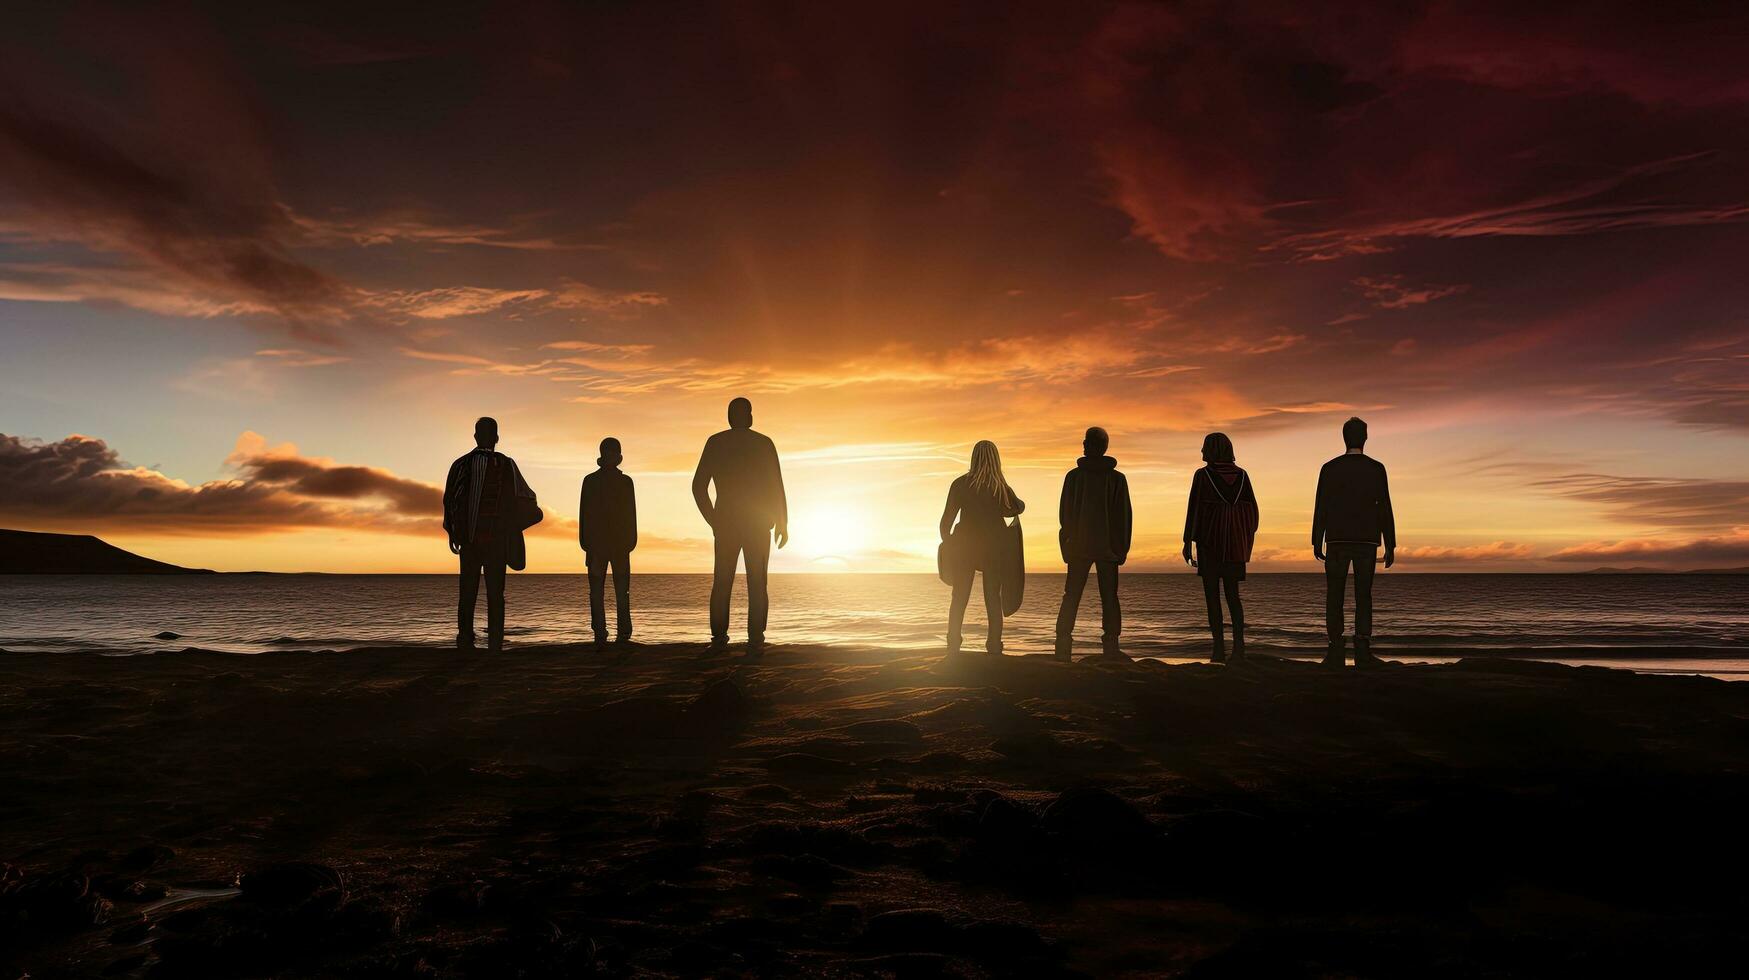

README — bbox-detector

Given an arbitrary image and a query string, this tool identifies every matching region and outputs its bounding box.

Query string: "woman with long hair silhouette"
[940,440,1025,656]
[1182,432,1259,663]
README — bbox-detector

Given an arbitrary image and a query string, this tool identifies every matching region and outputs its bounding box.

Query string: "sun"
[791,503,872,561]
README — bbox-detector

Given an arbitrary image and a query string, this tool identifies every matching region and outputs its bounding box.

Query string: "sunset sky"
[2,1,1746,573]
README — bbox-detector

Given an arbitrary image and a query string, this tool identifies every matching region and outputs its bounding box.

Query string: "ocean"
[3,572,1746,675]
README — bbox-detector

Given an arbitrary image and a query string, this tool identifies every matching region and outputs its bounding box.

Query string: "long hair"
[1201,432,1235,463]
[967,440,1008,498]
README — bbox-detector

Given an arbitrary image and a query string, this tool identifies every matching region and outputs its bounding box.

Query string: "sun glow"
[790,502,875,564]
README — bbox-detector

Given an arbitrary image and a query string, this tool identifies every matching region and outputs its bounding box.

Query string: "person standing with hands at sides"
[579,437,636,652]
[693,397,788,657]
[1182,432,1258,663]
[940,441,1025,658]
[1054,427,1132,661]
[1312,416,1396,669]
[443,417,542,652]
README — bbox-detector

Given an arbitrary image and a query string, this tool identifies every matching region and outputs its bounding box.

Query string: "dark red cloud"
[0,431,437,535]
[2,0,1747,432]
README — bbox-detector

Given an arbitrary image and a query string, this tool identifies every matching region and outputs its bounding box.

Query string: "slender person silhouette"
[1312,417,1396,668]
[939,441,1025,657]
[1054,427,1132,660]
[579,437,636,651]
[693,398,788,656]
[442,417,542,651]
[1182,432,1259,663]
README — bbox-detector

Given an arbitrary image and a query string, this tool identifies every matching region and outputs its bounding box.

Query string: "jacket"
[692,427,787,532]
[1058,456,1133,564]
[1312,452,1396,550]
[443,450,543,570]
[1184,465,1259,566]
[579,466,637,557]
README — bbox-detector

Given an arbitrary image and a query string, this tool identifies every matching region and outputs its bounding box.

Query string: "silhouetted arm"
[443,459,464,554]
[1182,474,1198,564]
[627,476,638,553]
[1058,473,1073,534]
[1004,486,1025,518]
[577,476,588,551]
[769,439,788,547]
[1115,472,1133,564]
[1310,465,1327,560]
[939,481,960,542]
[1378,464,1396,563]
[692,440,716,527]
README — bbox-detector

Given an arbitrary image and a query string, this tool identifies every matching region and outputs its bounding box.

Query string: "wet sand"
[3,643,1746,977]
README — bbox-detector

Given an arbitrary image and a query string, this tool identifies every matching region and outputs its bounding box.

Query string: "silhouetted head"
[1201,432,1235,463]
[968,440,1007,497]
[599,437,622,467]
[474,417,499,450]
[727,397,753,429]
[1343,416,1368,450]
[1083,426,1110,458]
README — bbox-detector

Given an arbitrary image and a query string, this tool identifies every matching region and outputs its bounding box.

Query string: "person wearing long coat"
[1182,432,1258,663]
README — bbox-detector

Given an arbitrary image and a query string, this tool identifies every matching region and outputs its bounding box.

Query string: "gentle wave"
[2,573,1745,659]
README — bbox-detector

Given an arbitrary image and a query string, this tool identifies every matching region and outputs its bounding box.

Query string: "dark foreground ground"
[2,643,1746,978]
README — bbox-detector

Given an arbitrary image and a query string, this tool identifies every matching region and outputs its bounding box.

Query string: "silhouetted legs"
[1325,544,1378,666]
[587,553,631,645]
[711,527,772,649]
[947,566,1004,655]
[1055,560,1120,658]
[1201,572,1243,662]
[458,543,507,648]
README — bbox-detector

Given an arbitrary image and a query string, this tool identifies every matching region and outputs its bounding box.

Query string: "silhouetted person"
[443,417,542,651]
[579,437,636,651]
[1183,432,1258,663]
[940,441,1025,657]
[1054,427,1132,660]
[693,397,787,655]
[1312,416,1396,668]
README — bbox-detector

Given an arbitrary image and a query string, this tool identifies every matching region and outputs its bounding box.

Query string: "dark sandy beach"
[3,643,1746,978]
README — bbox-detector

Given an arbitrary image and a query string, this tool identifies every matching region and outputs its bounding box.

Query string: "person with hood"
[939,440,1025,657]
[579,436,637,651]
[443,417,542,651]
[1053,426,1133,660]
[1182,432,1258,663]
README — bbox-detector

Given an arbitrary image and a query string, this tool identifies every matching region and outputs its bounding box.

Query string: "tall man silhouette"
[1054,426,1132,660]
[693,397,787,655]
[1312,416,1396,668]
[443,417,541,651]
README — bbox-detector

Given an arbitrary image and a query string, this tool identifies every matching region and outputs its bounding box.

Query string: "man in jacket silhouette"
[693,397,787,655]
[443,417,541,651]
[1312,416,1396,668]
[579,437,636,651]
[1054,427,1133,660]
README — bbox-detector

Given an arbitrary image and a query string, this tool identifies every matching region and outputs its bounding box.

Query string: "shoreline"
[3,643,1746,976]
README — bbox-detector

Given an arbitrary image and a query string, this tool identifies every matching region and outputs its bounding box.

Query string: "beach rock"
[154,631,182,640]
[240,862,344,910]
[1040,787,1158,853]
[742,783,795,801]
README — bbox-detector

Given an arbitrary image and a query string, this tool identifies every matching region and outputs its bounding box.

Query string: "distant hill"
[0,529,213,574]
